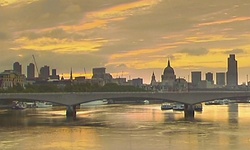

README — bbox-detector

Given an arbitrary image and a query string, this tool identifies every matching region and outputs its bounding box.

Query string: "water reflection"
[0,104,250,150]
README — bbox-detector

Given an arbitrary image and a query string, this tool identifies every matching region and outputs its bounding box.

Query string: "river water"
[0,103,250,150]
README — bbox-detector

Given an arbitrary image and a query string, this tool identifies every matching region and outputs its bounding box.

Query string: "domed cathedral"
[161,59,176,91]
[162,60,176,82]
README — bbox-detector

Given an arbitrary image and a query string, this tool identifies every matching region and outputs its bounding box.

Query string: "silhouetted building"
[92,67,112,81]
[191,71,201,87]
[161,60,176,82]
[13,62,22,74]
[50,69,59,80]
[39,65,50,80]
[150,72,157,86]
[27,63,35,80]
[226,54,238,86]
[112,77,126,85]
[70,68,73,80]
[132,78,143,87]
[161,60,176,91]
[205,72,214,84]
[92,67,106,79]
[216,72,226,86]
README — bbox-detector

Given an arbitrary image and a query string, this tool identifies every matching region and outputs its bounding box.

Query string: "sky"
[0,0,250,84]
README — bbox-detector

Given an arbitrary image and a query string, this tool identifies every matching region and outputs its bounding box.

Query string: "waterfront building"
[205,72,214,84]
[13,62,22,74]
[27,63,35,80]
[226,54,238,87]
[216,72,226,86]
[191,71,201,88]
[0,70,26,89]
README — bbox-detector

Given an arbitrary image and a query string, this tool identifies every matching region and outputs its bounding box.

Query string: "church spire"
[167,59,171,67]
[150,71,156,85]
[70,67,73,80]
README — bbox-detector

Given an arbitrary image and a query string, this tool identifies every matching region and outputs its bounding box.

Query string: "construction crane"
[32,55,40,77]
[84,67,86,76]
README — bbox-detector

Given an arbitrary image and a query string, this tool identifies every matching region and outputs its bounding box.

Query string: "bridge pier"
[66,105,76,118]
[184,104,194,119]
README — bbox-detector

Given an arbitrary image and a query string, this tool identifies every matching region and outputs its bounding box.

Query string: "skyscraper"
[191,71,201,87]
[27,63,35,80]
[226,54,238,86]
[39,65,50,80]
[13,62,22,74]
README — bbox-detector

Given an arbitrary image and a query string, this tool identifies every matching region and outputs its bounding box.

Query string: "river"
[0,103,250,150]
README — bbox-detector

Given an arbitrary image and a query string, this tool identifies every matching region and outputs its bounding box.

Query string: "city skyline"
[3,53,243,86]
[0,0,250,84]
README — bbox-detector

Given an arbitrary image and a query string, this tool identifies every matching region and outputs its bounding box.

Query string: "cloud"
[178,48,209,56]
[197,17,250,27]
[224,49,245,54]
[12,36,107,54]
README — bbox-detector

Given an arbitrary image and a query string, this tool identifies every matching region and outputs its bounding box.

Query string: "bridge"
[1,91,250,118]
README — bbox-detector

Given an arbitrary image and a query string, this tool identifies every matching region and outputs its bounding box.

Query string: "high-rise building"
[205,72,214,84]
[226,54,238,86]
[191,71,201,87]
[27,63,35,80]
[39,65,50,80]
[216,72,226,86]
[13,62,22,74]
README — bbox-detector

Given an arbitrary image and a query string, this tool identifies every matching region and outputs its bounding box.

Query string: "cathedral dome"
[163,60,175,75]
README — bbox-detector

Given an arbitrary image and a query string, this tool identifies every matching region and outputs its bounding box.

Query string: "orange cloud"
[86,0,161,19]
[0,0,39,6]
[185,35,237,43]
[197,17,250,27]
[13,37,107,53]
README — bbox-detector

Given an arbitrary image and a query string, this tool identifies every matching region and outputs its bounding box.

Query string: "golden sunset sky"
[0,0,250,84]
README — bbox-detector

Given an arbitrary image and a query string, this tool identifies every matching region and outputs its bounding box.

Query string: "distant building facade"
[0,70,26,89]
[13,62,22,74]
[27,63,35,80]
[191,71,201,88]
[216,72,226,86]
[131,78,143,88]
[39,65,50,80]
[226,54,238,87]
[92,67,112,83]
[205,72,214,84]
[50,69,60,80]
